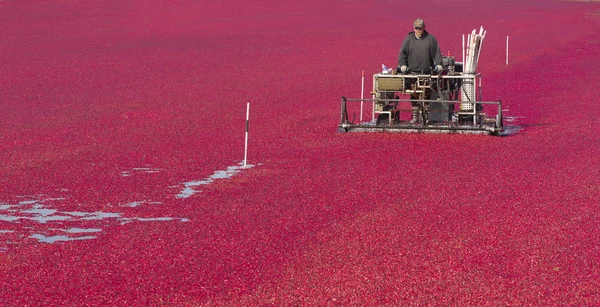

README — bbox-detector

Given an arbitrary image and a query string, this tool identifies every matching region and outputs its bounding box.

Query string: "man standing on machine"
[398,18,443,123]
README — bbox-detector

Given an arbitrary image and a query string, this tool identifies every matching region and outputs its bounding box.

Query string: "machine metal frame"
[338,70,504,135]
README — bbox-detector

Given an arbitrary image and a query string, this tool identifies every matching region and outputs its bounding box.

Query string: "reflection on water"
[176,162,255,199]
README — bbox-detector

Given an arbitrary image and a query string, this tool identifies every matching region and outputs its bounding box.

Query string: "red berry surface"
[1,0,600,305]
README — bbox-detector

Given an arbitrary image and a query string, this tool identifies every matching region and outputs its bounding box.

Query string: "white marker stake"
[243,102,249,168]
[360,70,364,122]
[506,36,509,65]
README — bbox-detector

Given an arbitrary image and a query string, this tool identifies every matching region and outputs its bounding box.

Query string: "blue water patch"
[176,162,255,199]
[0,214,20,222]
[2,161,257,250]
[60,228,102,233]
[29,234,97,244]
[0,196,189,248]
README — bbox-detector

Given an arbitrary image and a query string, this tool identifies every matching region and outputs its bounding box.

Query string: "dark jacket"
[398,31,442,73]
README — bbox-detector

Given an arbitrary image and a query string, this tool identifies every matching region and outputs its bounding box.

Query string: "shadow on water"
[497,123,551,137]
[498,125,522,136]
[498,112,552,136]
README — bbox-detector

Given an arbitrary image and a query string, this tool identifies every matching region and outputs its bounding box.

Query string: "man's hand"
[435,65,443,73]
[400,65,407,73]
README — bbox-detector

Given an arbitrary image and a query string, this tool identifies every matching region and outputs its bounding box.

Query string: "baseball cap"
[414,19,425,28]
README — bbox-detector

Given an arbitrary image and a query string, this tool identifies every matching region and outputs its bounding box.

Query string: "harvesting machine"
[338,28,505,135]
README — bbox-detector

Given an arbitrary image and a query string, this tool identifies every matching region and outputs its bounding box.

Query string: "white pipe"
[471,29,477,72]
[462,34,465,64]
[243,102,249,168]
[467,33,471,72]
[475,29,485,71]
[360,70,364,122]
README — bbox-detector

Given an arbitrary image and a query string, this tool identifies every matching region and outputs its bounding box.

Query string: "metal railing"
[340,96,503,129]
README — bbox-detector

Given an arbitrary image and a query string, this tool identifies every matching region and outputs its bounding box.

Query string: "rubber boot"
[410,105,420,124]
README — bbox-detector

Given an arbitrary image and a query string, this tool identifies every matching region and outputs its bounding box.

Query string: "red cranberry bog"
[1,0,600,305]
